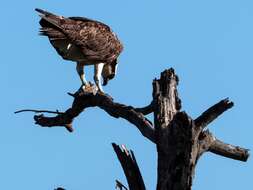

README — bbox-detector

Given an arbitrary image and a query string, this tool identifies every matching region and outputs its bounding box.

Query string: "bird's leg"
[94,63,105,93]
[76,63,88,90]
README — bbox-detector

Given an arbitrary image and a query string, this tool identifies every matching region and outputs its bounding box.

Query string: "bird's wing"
[36,9,123,62]
[68,16,111,30]
[36,9,74,58]
[63,19,122,62]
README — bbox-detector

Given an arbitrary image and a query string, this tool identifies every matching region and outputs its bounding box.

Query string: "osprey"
[35,8,123,92]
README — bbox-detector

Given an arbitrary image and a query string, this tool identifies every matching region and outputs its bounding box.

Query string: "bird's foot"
[76,83,105,96]
[97,89,105,94]
[94,82,105,94]
[96,85,105,95]
[81,83,88,91]
[77,82,97,95]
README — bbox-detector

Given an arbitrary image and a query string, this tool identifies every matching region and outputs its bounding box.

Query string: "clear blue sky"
[1,0,252,189]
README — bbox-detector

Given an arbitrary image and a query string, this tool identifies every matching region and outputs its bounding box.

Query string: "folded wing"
[36,8,123,64]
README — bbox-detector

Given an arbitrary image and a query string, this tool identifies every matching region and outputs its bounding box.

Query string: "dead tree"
[16,68,249,190]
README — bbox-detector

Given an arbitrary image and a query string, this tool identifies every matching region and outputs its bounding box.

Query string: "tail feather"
[39,29,58,36]
[35,8,62,30]
[35,8,67,40]
[39,15,62,30]
[35,8,55,16]
[39,27,65,40]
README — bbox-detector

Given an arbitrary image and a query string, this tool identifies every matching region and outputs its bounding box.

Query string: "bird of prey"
[35,8,123,93]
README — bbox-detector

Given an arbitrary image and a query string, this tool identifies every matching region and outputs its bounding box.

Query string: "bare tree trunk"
[153,69,196,190]
[152,69,248,190]
[16,68,249,190]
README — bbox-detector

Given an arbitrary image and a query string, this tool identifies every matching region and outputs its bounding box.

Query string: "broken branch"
[194,98,234,130]
[197,130,249,162]
[115,180,128,190]
[112,143,146,190]
[26,88,155,142]
[209,138,249,162]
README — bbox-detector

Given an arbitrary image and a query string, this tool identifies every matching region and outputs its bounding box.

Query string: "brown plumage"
[35,8,123,92]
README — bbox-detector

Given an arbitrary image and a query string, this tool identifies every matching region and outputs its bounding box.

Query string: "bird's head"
[102,59,118,86]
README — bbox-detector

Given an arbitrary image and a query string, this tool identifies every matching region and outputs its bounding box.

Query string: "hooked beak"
[102,78,108,86]
[102,74,115,86]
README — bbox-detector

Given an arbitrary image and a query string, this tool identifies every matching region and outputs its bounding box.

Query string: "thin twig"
[67,92,76,98]
[116,180,128,190]
[14,109,64,114]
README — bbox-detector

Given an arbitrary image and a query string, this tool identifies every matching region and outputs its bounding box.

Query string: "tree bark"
[16,68,250,190]
[16,88,155,141]
[152,69,249,190]
[153,69,197,190]
[113,143,146,190]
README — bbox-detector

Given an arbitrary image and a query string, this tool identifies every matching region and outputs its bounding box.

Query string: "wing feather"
[62,21,122,62]
[36,9,123,63]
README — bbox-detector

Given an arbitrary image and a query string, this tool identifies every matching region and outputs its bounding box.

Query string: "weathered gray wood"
[152,68,249,190]
[209,138,249,161]
[196,130,249,161]
[153,69,198,190]
[112,143,146,190]
[194,98,234,131]
[25,87,155,142]
[17,68,250,190]
[116,180,128,190]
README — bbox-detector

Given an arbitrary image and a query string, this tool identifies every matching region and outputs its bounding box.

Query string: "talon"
[81,84,86,90]
[81,82,90,90]
[97,88,105,94]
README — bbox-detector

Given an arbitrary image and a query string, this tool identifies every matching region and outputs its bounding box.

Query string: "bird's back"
[36,9,123,64]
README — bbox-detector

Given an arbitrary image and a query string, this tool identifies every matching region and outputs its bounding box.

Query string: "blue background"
[1,0,252,189]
